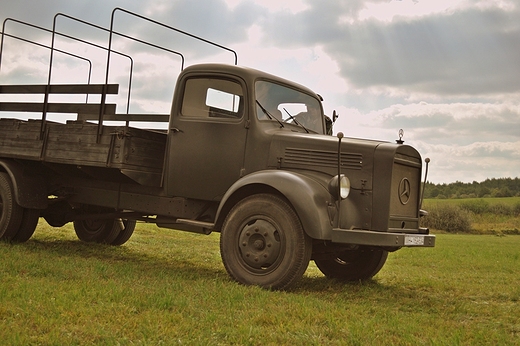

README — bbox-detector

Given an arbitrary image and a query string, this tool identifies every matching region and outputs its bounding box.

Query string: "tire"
[110,219,136,246]
[314,247,388,281]
[11,208,40,243]
[73,218,121,244]
[0,172,23,240]
[220,194,312,290]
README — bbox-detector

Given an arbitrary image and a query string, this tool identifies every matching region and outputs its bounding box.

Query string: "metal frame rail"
[0,7,239,141]
[0,18,134,106]
[0,29,94,94]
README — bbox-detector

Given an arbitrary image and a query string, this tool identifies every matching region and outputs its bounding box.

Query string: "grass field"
[1,221,519,345]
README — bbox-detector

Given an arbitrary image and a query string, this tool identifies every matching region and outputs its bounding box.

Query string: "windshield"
[255,80,324,134]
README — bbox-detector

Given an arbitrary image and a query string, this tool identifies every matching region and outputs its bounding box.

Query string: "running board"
[156,218,215,235]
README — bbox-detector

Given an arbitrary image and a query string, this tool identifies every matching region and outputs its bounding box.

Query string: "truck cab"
[160,64,435,288]
[165,64,326,201]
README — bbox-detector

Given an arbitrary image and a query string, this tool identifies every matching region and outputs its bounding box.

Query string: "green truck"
[0,8,434,289]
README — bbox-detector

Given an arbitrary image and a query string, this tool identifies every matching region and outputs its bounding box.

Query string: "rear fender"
[0,159,48,209]
[216,170,334,240]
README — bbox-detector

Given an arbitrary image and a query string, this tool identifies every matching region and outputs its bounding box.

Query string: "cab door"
[166,75,248,201]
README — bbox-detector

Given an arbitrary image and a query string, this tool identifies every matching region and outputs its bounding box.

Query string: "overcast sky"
[0,0,519,184]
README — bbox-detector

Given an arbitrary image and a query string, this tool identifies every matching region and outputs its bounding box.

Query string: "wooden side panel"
[118,129,167,186]
[0,119,167,186]
[0,119,43,159]
[121,129,166,170]
[43,122,113,165]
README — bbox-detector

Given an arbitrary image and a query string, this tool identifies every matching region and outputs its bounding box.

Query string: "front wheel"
[220,194,312,290]
[314,247,388,281]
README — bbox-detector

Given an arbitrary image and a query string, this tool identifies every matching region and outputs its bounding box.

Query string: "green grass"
[1,221,520,345]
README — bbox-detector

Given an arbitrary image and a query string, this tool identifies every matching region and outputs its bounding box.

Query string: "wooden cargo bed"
[0,118,167,187]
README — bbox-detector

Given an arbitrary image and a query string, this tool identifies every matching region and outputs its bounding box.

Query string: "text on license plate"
[404,235,424,246]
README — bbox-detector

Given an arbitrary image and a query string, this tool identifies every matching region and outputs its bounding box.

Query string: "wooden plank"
[0,118,42,136]
[44,124,113,165]
[0,84,119,94]
[0,119,43,159]
[0,102,116,114]
[0,136,42,160]
[77,113,170,122]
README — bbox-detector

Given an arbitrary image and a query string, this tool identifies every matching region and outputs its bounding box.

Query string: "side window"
[181,78,243,119]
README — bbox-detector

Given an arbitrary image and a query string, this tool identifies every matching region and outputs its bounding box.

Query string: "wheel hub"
[238,219,281,269]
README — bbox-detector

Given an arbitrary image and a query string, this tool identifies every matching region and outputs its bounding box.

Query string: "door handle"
[171,127,183,133]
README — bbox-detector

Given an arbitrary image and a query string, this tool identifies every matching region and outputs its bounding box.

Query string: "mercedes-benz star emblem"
[398,178,411,205]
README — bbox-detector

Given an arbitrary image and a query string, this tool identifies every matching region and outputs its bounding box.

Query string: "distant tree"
[429,187,440,198]
[492,187,512,198]
[424,177,520,199]
[478,186,491,198]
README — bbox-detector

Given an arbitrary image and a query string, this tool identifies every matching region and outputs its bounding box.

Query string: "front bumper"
[332,228,436,247]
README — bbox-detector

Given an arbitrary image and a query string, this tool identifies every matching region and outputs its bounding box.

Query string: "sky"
[0,0,519,184]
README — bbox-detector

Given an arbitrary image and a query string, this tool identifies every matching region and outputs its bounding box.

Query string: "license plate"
[404,235,424,246]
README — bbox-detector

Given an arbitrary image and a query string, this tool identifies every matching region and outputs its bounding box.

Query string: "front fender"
[0,159,48,209]
[216,170,335,241]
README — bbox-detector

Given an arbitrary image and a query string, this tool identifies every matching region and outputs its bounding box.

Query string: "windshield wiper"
[256,100,284,128]
[283,108,310,133]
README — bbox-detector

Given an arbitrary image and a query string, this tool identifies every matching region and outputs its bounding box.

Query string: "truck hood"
[267,131,389,191]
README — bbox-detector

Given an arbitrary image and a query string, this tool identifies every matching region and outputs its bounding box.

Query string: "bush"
[422,205,473,233]
[489,203,513,216]
[459,199,489,214]
[513,203,520,216]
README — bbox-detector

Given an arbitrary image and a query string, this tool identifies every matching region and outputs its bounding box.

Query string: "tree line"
[423,177,520,199]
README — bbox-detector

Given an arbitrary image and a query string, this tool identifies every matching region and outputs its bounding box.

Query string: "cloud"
[364,101,520,144]
[418,140,520,183]
[260,1,520,98]
[137,0,267,44]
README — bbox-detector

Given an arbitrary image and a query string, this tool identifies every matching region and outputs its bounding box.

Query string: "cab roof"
[180,63,320,99]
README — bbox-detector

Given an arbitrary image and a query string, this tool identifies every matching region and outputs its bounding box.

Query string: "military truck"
[0,8,434,289]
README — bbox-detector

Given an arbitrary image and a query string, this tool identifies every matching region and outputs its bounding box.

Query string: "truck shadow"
[13,237,405,297]
[294,275,390,293]
[16,238,229,283]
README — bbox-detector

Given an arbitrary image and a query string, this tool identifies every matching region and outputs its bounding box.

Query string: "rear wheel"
[110,219,136,246]
[220,194,312,290]
[11,208,40,242]
[0,172,23,240]
[314,247,388,281]
[74,218,121,244]
[73,205,121,244]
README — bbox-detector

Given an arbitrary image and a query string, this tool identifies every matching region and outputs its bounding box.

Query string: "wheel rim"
[333,250,363,266]
[237,219,283,273]
[81,219,107,235]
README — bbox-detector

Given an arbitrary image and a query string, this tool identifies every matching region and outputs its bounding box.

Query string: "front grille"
[390,161,420,219]
[284,147,362,170]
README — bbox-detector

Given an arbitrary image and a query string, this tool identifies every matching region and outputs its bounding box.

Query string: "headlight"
[328,174,350,200]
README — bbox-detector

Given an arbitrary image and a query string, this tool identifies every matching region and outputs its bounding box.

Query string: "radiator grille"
[284,147,362,170]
